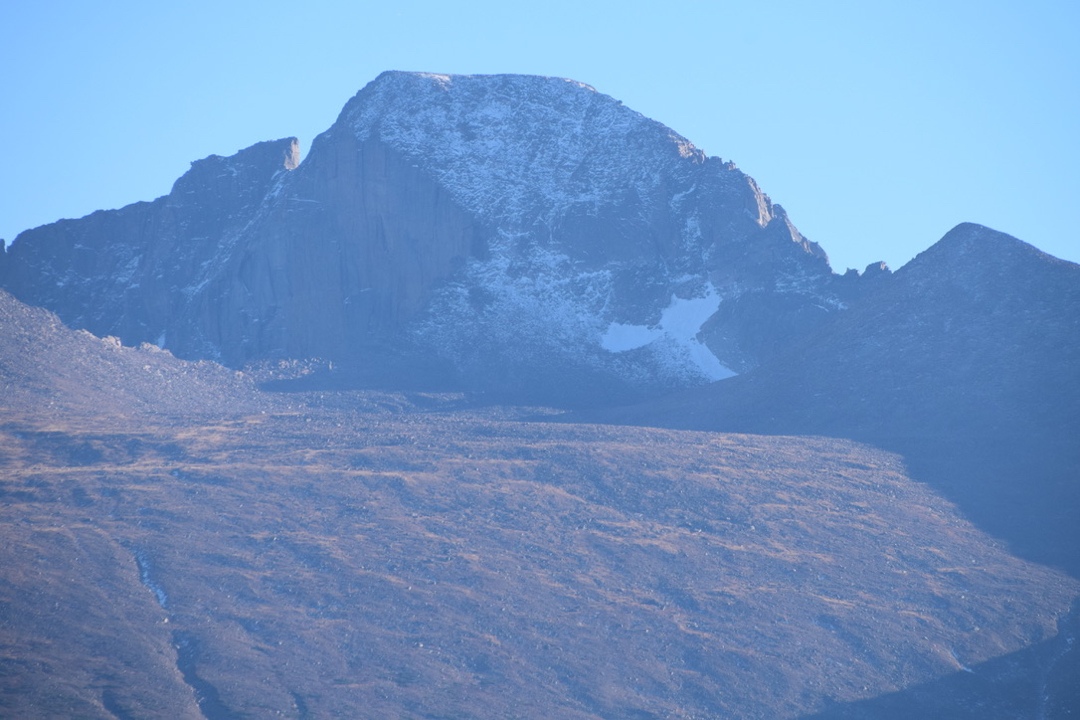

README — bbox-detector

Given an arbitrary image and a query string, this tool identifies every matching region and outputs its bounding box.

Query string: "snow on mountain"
[1,71,851,399]
[338,72,721,227]
[601,282,736,381]
[323,72,838,393]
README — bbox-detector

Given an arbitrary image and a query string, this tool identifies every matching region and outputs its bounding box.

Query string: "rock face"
[1,72,864,398]
[1,138,299,355]
[626,223,1080,442]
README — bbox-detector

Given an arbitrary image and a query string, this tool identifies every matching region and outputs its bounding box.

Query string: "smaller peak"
[930,222,1041,261]
[170,137,300,200]
[947,221,989,234]
[863,261,890,277]
[938,222,1004,244]
[899,222,1069,284]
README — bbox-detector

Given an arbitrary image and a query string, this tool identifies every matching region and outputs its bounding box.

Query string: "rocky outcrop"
[1,138,300,353]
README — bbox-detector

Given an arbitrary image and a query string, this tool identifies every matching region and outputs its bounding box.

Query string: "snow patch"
[133,550,168,609]
[601,323,663,352]
[416,72,453,86]
[601,283,735,381]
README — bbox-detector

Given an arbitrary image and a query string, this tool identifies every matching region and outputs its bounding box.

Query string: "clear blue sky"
[3,0,1077,272]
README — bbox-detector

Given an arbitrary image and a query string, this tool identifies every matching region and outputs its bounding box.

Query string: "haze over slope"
[0,289,264,420]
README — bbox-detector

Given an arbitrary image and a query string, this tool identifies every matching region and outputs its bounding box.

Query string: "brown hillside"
[2,403,1077,718]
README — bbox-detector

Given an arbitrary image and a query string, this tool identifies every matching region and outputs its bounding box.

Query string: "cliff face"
[2,72,862,395]
[181,133,485,364]
[1,138,300,352]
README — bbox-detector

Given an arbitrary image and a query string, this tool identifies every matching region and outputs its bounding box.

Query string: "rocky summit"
[0,72,880,401]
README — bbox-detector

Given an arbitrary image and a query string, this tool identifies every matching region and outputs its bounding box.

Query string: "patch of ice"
[601,282,735,381]
[685,335,736,381]
[133,550,168,609]
[601,323,663,352]
[669,185,696,210]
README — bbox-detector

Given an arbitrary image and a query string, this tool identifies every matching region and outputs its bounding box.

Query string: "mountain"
[2,72,1079,717]
[605,223,1080,436]
[599,223,1080,575]
[0,72,880,401]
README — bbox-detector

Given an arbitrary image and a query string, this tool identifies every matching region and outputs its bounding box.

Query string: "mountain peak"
[915,222,1051,266]
[326,71,706,226]
[893,222,1079,301]
[370,70,600,94]
[3,71,840,395]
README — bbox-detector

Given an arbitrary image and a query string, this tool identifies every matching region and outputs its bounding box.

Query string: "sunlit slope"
[1,408,1076,719]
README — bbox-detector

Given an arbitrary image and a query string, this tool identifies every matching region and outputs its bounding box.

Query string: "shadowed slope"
[597,224,1080,576]
[800,600,1080,719]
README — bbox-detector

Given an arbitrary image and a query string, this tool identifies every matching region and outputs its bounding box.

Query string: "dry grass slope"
[1,405,1077,719]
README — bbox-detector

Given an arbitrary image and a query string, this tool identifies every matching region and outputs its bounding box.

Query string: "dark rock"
[1,138,299,357]
[862,260,890,277]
